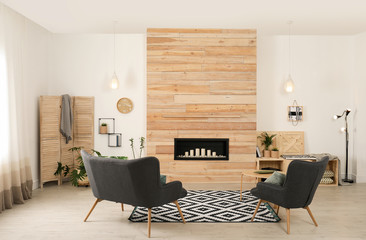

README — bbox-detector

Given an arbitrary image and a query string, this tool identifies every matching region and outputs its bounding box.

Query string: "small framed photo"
[288,106,303,121]
[256,146,262,158]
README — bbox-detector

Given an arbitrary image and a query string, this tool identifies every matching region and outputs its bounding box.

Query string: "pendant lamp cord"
[113,21,116,74]
[288,20,292,76]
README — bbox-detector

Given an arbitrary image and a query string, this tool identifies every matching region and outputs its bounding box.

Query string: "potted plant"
[271,147,280,158]
[54,147,128,187]
[100,123,108,134]
[258,132,276,157]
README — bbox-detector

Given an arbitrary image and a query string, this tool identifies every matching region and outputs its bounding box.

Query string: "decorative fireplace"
[174,138,229,160]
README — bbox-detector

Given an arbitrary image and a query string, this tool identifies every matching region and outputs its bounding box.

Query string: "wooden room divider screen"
[39,96,94,189]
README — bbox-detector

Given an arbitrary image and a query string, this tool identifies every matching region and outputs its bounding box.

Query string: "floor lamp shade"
[334,109,353,183]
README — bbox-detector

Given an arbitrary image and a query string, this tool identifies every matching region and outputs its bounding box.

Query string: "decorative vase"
[271,150,279,158]
[263,150,271,157]
[100,125,108,134]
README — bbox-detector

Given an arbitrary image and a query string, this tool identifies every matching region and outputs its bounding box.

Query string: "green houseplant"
[271,147,280,158]
[100,123,108,134]
[258,132,276,157]
[54,147,127,187]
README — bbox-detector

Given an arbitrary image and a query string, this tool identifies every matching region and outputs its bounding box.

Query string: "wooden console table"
[256,157,338,187]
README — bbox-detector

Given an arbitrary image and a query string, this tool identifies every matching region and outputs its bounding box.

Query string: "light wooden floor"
[0,182,365,240]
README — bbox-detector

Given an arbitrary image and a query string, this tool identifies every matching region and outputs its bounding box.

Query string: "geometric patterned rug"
[128,190,280,223]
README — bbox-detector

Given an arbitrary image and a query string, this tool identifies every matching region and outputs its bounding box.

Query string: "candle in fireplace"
[195,148,200,157]
[201,148,205,157]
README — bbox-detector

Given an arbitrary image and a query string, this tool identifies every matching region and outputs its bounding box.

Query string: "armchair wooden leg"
[121,203,124,211]
[276,205,280,215]
[84,198,102,222]
[251,199,262,222]
[173,200,186,223]
[286,208,290,234]
[305,206,318,227]
[148,208,152,238]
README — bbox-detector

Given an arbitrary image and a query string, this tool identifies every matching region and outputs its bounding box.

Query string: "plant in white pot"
[258,132,276,157]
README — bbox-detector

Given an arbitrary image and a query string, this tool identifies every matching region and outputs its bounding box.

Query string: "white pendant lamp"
[285,74,294,93]
[110,21,119,89]
[284,21,294,93]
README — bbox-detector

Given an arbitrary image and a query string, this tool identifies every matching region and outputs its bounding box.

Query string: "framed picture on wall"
[256,146,262,158]
[288,106,303,121]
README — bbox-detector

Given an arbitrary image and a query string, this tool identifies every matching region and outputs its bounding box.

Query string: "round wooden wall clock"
[117,98,133,113]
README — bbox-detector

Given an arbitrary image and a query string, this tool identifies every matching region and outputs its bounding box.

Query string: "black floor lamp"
[333,109,353,183]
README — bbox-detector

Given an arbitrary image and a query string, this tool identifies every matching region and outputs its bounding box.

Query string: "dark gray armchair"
[250,156,329,234]
[81,150,187,238]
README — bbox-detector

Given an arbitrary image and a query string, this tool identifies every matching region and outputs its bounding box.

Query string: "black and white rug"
[128,190,280,223]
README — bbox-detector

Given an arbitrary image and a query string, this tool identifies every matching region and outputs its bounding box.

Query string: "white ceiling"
[1,0,366,35]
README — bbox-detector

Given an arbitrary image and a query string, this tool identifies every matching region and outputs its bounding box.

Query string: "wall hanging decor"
[98,118,115,134]
[117,97,133,113]
[288,100,303,125]
[98,117,122,147]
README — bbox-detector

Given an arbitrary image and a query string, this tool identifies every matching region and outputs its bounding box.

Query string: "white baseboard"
[32,179,40,190]
[356,175,366,183]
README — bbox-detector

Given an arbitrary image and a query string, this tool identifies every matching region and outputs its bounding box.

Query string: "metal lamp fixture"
[110,21,119,89]
[284,21,294,93]
[333,108,353,183]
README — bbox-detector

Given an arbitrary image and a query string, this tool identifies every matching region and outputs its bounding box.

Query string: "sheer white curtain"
[0,3,33,213]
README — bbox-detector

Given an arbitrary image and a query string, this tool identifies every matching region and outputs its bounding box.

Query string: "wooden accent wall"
[147,28,257,183]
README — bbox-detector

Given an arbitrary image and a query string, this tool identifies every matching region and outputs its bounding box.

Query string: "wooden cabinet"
[256,157,338,187]
[39,96,94,189]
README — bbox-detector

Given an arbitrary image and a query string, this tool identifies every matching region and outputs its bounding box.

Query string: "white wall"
[24,31,365,185]
[257,35,355,180]
[353,32,366,182]
[48,34,146,159]
[47,33,362,183]
[23,19,50,189]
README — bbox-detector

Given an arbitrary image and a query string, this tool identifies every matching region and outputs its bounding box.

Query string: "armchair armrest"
[161,181,182,191]
[251,182,287,206]
[158,181,184,203]
[256,182,285,193]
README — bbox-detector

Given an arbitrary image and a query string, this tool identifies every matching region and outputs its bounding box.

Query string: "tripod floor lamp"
[334,109,353,183]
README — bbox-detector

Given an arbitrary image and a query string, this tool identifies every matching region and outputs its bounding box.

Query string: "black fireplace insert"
[174,138,229,160]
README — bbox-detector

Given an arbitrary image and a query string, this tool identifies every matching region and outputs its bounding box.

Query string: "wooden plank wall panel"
[147,28,257,183]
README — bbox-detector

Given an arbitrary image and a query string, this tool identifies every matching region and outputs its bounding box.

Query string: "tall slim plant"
[139,137,145,158]
[129,138,136,159]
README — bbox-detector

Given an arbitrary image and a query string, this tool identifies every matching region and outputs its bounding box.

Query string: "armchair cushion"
[264,171,286,186]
